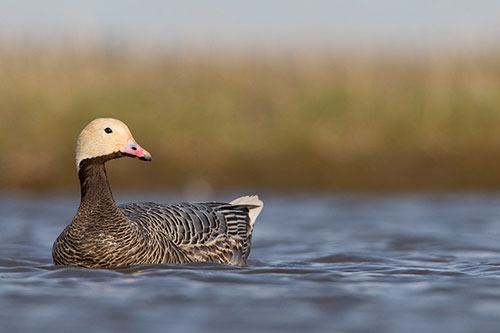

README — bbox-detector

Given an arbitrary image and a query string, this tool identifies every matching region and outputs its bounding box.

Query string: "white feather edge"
[230,195,263,228]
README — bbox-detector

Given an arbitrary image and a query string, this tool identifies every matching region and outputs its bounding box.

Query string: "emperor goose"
[52,118,263,268]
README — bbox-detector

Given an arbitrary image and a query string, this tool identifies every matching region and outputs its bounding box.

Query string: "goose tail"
[230,195,263,229]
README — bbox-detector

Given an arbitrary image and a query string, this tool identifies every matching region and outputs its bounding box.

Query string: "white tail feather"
[230,195,263,228]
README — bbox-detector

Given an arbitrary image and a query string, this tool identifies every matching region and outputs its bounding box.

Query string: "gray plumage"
[52,156,262,268]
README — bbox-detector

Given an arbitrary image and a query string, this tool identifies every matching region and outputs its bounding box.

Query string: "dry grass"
[2,46,500,191]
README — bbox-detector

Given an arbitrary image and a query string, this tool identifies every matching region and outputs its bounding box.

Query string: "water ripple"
[3,192,500,332]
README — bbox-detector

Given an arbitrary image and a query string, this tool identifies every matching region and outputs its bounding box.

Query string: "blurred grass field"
[2,46,500,191]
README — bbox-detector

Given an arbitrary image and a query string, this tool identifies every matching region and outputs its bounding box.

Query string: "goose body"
[52,118,263,268]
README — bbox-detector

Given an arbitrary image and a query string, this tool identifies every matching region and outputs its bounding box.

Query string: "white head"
[75,118,152,170]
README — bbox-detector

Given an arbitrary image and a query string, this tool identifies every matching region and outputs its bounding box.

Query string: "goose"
[52,118,263,268]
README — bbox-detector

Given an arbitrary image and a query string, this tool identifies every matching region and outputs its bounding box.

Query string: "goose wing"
[119,201,255,251]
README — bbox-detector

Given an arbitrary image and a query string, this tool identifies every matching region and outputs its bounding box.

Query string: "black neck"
[78,156,118,211]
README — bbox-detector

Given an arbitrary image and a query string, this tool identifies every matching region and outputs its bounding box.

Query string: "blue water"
[2,192,500,332]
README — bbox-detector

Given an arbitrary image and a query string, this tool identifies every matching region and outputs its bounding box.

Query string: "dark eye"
[104,127,113,134]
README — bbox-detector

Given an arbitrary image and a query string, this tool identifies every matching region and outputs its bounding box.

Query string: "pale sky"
[0,0,499,52]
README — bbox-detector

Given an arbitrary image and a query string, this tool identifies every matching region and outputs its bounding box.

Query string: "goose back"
[119,202,257,266]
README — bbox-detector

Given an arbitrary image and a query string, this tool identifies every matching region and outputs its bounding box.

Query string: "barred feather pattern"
[120,202,254,265]
[52,158,259,268]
